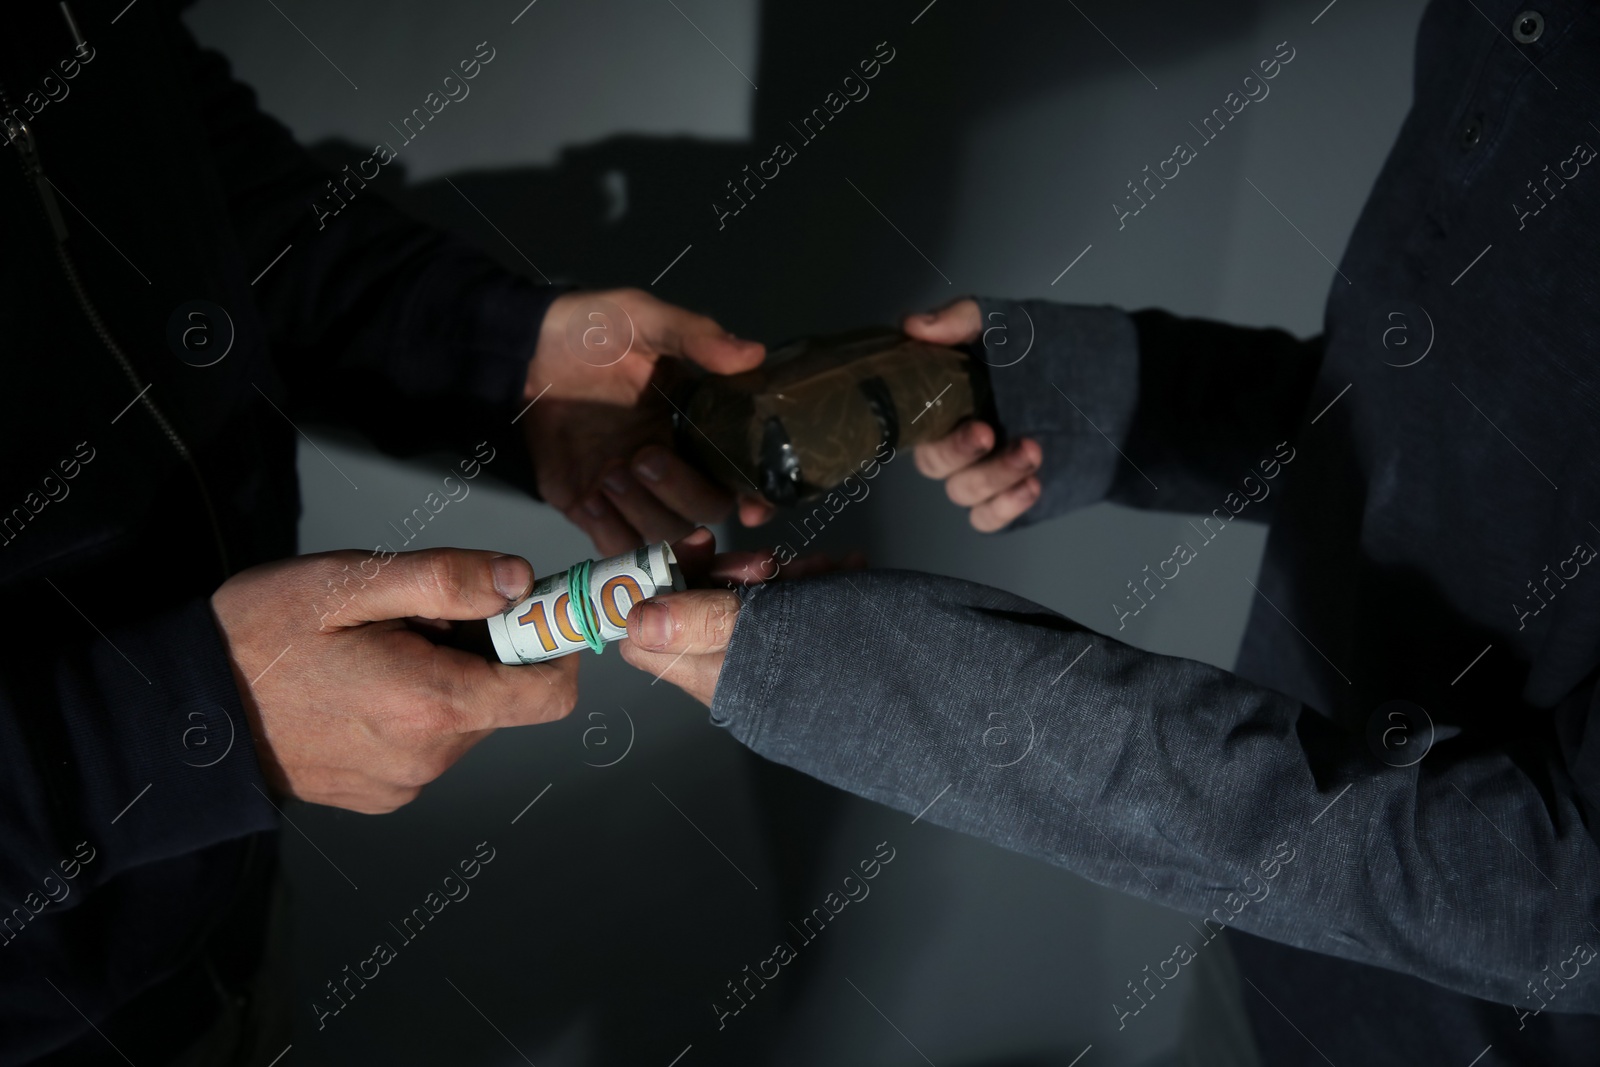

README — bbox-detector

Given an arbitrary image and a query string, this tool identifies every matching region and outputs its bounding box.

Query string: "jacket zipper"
[3,81,232,578]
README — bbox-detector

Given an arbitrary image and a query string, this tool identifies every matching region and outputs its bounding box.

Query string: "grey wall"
[184,1,1426,1063]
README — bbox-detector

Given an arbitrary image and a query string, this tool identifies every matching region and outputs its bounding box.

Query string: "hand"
[620,527,860,706]
[212,548,579,814]
[524,288,777,555]
[902,299,1043,532]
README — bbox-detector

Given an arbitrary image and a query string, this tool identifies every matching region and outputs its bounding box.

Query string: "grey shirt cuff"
[973,298,1140,527]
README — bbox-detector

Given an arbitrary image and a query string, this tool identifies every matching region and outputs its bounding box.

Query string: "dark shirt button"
[1462,115,1482,148]
[1513,10,1544,43]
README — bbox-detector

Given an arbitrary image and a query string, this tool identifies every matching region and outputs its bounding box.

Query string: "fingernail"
[491,555,532,602]
[1008,443,1036,470]
[633,602,671,650]
[603,468,631,495]
[684,526,713,546]
[633,449,667,482]
[583,496,606,518]
[968,423,988,451]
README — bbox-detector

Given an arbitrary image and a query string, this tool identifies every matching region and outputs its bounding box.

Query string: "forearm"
[0,593,277,911]
[975,298,1322,520]
[179,23,559,453]
[710,570,1600,1012]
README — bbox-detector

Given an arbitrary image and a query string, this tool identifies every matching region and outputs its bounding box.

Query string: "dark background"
[183,0,1426,1063]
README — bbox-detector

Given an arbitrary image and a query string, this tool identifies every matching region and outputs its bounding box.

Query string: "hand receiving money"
[620,528,861,705]
[903,299,1044,532]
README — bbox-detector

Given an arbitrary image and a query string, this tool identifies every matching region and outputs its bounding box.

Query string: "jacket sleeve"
[174,19,558,472]
[0,590,277,914]
[709,569,1600,1017]
[974,297,1324,522]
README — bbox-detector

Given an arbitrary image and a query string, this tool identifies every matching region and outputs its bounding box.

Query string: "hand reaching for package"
[903,299,1044,532]
[523,289,777,555]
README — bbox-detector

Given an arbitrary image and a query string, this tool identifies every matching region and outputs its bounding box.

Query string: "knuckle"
[408,696,462,741]
[312,551,358,584]
[618,643,654,674]
[992,458,1029,488]
[358,789,415,815]
[552,684,579,721]
[702,603,733,646]
[401,753,445,788]
[946,477,977,507]
[521,662,579,722]
[417,549,469,606]
[385,786,423,812]
[528,683,577,725]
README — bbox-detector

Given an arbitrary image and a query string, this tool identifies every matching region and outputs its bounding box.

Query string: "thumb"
[331,548,533,626]
[627,590,741,654]
[902,298,982,346]
[681,329,765,374]
[645,296,764,374]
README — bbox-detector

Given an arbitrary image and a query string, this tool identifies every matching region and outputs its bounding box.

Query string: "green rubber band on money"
[567,559,606,654]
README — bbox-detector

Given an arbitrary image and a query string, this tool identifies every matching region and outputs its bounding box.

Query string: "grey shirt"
[710,0,1600,1053]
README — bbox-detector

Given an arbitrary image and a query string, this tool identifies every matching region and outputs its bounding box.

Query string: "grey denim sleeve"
[973,298,1323,523]
[710,570,1600,1015]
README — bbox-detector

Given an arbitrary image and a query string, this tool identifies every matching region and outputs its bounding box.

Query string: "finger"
[626,590,741,654]
[945,439,1040,507]
[914,420,996,480]
[601,466,696,546]
[901,298,982,346]
[736,494,776,527]
[616,641,713,698]
[669,526,718,577]
[439,644,581,733]
[630,291,764,373]
[680,329,765,375]
[333,548,534,625]
[631,445,736,526]
[566,494,643,557]
[970,476,1042,533]
[776,552,848,580]
[706,549,775,585]
[617,641,685,679]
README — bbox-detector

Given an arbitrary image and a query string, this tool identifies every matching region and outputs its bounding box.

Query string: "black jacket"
[0,2,554,1060]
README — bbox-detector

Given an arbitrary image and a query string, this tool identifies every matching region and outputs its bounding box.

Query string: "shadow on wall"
[306,0,1298,603]
[312,0,1286,337]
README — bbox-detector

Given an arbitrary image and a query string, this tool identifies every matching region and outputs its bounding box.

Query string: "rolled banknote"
[487,542,686,664]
